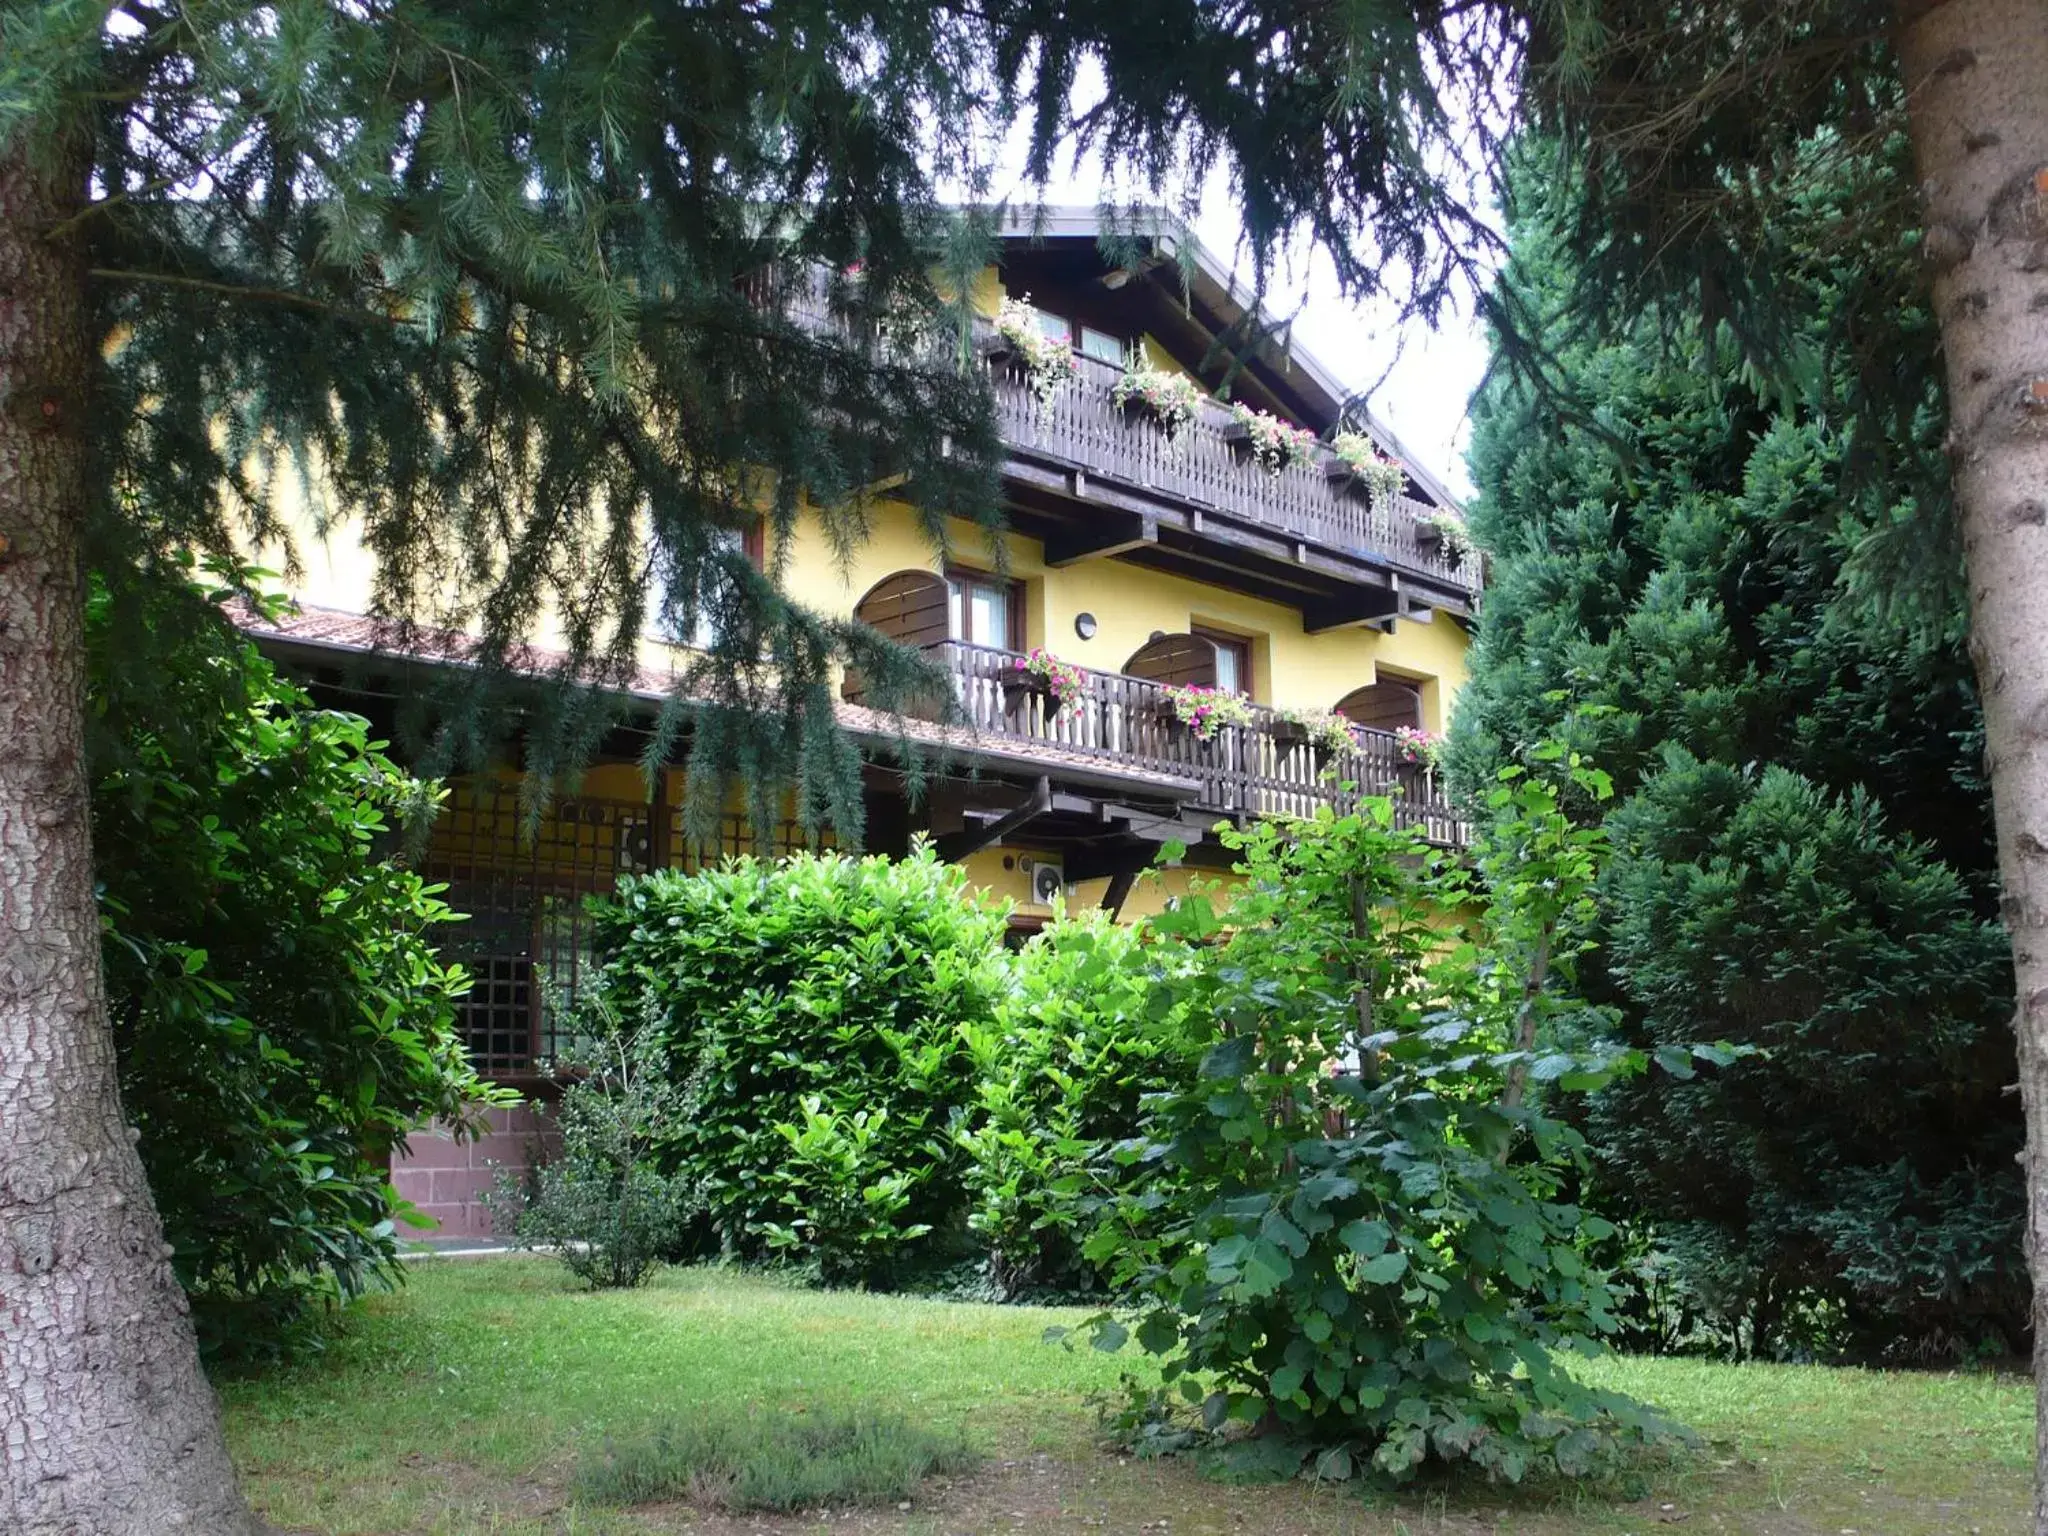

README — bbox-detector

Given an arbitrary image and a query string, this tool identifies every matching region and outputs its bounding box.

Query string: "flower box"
[1111,367,1203,440]
[1223,405,1318,475]
[1270,718,1313,748]
[1001,674,1053,709]
[1004,648,1089,715]
[1116,393,1173,428]
[976,331,1021,366]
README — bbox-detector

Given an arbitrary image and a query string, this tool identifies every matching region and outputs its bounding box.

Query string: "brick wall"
[392,1103,556,1242]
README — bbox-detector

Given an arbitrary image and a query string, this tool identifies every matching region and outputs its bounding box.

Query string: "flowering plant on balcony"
[1394,725,1442,770]
[1275,706,1361,757]
[1330,431,1407,513]
[1419,507,1473,564]
[1009,648,1090,711]
[1111,364,1203,440]
[1227,403,1318,475]
[1160,683,1255,740]
[990,295,1076,414]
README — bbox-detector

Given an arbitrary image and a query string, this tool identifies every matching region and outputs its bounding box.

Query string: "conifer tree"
[0,6,1015,1527]
[1452,145,2025,1359]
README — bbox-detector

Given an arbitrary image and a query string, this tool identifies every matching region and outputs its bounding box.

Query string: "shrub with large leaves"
[959,911,1198,1298]
[92,566,500,1357]
[588,849,1009,1278]
[1081,768,1713,1483]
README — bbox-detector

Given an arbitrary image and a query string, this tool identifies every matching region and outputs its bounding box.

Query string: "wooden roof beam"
[1044,511,1158,567]
[1302,584,1404,634]
[934,776,1052,862]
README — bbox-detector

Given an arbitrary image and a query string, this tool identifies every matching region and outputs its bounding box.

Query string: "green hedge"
[959,912,1197,1298]
[588,849,1010,1282]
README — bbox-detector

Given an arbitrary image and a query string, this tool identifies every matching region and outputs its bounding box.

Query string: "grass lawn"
[222,1258,2030,1536]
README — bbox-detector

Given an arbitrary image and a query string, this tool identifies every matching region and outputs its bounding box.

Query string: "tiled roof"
[231,599,1205,800]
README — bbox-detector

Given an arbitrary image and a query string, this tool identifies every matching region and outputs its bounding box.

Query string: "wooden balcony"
[980,343,1482,616]
[933,641,1468,848]
[759,264,1479,620]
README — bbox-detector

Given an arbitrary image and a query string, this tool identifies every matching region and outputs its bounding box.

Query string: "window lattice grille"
[422,777,825,1074]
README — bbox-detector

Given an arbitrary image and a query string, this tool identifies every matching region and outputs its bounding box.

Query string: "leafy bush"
[91,565,502,1357]
[760,1098,935,1287]
[576,1408,978,1511]
[1078,768,1702,1484]
[495,1015,700,1288]
[959,912,1197,1298]
[586,849,1009,1277]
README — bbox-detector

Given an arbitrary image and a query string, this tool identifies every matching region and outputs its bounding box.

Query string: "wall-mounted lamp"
[1074,612,1099,640]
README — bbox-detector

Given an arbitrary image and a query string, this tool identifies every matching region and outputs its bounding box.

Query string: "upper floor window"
[1031,306,1072,345]
[1193,625,1253,698]
[650,523,762,650]
[1078,325,1124,365]
[947,568,1021,650]
[1024,303,1125,366]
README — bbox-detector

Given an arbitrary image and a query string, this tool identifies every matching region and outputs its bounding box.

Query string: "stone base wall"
[392,1103,555,1242]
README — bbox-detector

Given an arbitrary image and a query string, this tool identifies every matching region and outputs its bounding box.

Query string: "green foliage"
[2,0,1026,842]
[760,1098,935,1288]
[1597,757,2021,1358]
[574,1407,978,1512]
[1453,147,2020,1361]
[91,565,501,1356]
[1080,783,1687,1485]
[958,912,1198,1299]
[586,849,1009,1277]
[495,1016,701,1289]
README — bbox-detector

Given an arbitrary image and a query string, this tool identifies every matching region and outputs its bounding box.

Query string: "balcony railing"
[979,344,1480,598]
[935,641,1468,847]
[749,267,1479,600]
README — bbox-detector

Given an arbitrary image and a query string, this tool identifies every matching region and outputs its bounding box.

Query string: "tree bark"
[1893,1,2048,1528]
[0,146,261,1533]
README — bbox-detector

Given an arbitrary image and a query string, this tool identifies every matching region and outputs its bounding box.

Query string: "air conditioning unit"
[1028,857,1065,906]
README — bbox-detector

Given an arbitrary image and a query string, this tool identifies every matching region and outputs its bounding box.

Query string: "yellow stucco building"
[239,206,1481,1096]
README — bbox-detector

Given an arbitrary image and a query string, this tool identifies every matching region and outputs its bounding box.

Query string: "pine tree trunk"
[1894,1,2048,1527]
[0,146,261,1534]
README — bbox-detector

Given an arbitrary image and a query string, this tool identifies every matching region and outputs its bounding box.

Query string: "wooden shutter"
[852,570,950,649]
[1123,632,1219,689]
[1335,681,1423,732]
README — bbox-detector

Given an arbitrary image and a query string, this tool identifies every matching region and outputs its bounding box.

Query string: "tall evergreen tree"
[1452,145,2024,1359]
[0,7,1018,1527]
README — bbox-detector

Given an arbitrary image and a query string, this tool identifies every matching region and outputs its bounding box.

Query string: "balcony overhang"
[1001,458,1470,625]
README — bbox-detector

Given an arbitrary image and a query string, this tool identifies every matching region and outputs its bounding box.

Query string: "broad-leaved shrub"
[587,849,1008,1275]
[496,1013,700,1287]
[959,911,1197,1298]
[1078,766,1713,1483]
[92,566,503,1357]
